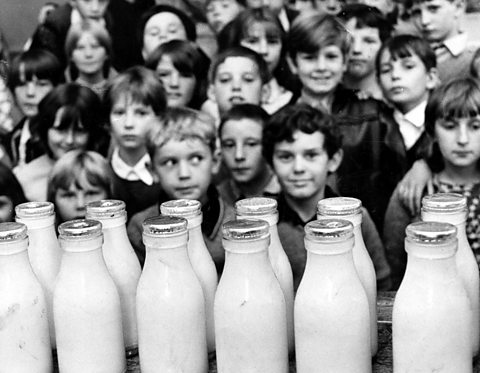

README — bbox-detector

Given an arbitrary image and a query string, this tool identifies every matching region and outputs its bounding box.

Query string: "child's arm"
[396,159,432,215]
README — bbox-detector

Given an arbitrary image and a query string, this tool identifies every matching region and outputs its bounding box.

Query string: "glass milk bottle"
[160,199,218,353]
[422,193,480,355]
[15,201,62,348]
[86,199,141,355]
[235,197,295,354]
[137,216,208,373]
[215,219,288,373]
[0,222,52,372]
[317,197,377,356]
[54,220,126,373]
[393,221,472,372]
[295,219,371,373]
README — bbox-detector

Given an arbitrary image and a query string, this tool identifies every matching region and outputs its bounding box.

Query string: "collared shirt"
[17,119,31,166]
[393,100,427,151]
[111,148,154,186]
[442,32,469,58]
[278,7,289,31]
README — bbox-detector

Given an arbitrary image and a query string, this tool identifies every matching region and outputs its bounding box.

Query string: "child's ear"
[211,148,222,175]
[287,55,298,75]
[426,68,440,90]
[327,149,343,174]
[207,84,217,103]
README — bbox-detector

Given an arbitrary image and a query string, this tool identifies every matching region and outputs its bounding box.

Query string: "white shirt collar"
[111,148,154,185]
[393,100,427,150]
[443,32,469,57]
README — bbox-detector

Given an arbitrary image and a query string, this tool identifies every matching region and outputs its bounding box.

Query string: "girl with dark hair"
[13,83,107,202]
[145,39,210,109]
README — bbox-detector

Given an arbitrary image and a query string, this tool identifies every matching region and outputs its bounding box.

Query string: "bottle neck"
[90,215,126,230]
[0,237,29,256]
[143,233,190,266]
[422,210,469,250]
[16,214,56,230]
[405,240,458,281]
[222,242,271,274]
[59,235,103,253]
[304,246,356,277]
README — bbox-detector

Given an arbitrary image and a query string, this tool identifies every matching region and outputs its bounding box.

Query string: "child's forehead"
[216,56,260,76]
[156,136,211,155]
[344,17,381,34]
[379,47,417,62]
[221,118,263,135]
[274,130,326,150]
[112,93,149,107]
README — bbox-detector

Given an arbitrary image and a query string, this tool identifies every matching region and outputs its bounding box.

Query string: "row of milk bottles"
[2,192,476,372]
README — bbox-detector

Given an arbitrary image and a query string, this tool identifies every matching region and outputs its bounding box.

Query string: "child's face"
[152,138,220,205]
[71,31,107,77]
[435,116,480,171]
[409,0,462,43]
[362,0,394,14]
[156,55,196,107]
[272,130,341,202]
[240,22,282,74]
[206,0,244,34]
[0,196,13,223]
[110,94,157,152]
[378,49,437,113]
[14,77,54,118]
[344,18,382,81]
[210,56,265,113]
[48,109,89,160]
[220,118,267,185]
[71,0,109,21]
[142,12,188,59]
[290,45,346,99]
[314,0,344,14]
[246,0,285,15]
[55,182,109,222]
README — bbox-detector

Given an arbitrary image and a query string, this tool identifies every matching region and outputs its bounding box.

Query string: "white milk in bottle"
[15,201,62,348]
[137,215,208,373]
[317,197,378,355]
[215,219,288,373]
[235,197,295,354]
[160,199,218,353]
[295,219,371,373]
[0,222,52,372]
[393,221,472,373]
[422,193,480,355]
[54,219,126,373]
[86,199,141,355]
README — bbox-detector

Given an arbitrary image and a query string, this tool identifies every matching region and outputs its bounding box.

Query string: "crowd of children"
[1,0,480,290]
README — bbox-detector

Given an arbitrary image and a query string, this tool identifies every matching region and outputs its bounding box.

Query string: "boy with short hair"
[263,103,391,290]
[338,4,392,100]
[202,46,271,124]
[286,12,401,230]
[205,0,246,34]
[127,106,235,272]
[218,103,280,206]
[376,34,438,193]
[105,66,167,219]
[405,0,480,82]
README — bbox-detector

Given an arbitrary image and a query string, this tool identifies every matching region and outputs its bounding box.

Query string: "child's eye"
[469,119,480,130]
[217,74,232,83]
[245,140,261,147]
[274,152,293,162]
[134,108,150,116]
[325,52,341,60]
[379,65,392,74]
[243,37,260,45]
[242,74,256,83]
[304,151,320,160]
[111,108,125,116]
[37,80,51,87]
[439,120,456,130]
[58,191,76,199]
[221,140,235,149]
[190,155,204,164]
[267,37,281,45]
[298,53,316,61]
[426,4,439,12]
[161,158,177,167]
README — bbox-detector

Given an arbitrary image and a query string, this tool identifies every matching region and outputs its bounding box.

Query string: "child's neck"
[284,188,325,223]
[235,166,274,197]
[118,146,147,167]
[299,90,335,114]
[438,164,480,186]
[344,73,383,101]
[78,70,105,85]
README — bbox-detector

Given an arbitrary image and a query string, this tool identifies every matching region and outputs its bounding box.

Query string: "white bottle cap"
[142,215,188,237]
[422,193,467,213]
[317,197,362,216]
[406,221,457,244]
[86,200,126,219]
[15,201,54,218]
[58,219,103,240]
[222,219,269,241]
[235,197,277,216]
[305,219,354,243]
[160,199,201,217]
[0,222,27,241]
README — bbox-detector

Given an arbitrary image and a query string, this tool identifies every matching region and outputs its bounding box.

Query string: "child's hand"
[397,159,432,215]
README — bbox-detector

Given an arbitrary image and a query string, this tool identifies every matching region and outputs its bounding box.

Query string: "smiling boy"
[263,103,391,290]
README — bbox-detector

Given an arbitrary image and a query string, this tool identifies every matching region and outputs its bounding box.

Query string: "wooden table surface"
[56,291,480,372]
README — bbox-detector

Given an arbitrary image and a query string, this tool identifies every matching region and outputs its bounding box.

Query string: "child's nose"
[124,111,135,128]
[420,8,432,26]
[258,39,268,57]
[169,71,180,87]
[235,145,245,161]
[178,160,191,179]
[76,192,85,210]
[314,55,326,70]
[64,128,75,144]
[26,81,36,96]
[293,155,305,172]
[457,125,469,145]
